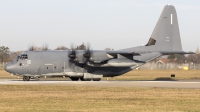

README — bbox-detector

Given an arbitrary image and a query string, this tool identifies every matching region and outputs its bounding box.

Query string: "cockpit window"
[18,54,28,60]
[17,56,20,61]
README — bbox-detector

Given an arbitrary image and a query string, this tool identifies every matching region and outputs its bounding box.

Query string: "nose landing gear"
[23,76,30,81]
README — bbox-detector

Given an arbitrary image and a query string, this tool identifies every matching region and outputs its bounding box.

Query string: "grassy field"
[0,69,19,79]
[0,85,200,112]
[104,70,200,81]
[1,70,200,111]
[1,69,200,81]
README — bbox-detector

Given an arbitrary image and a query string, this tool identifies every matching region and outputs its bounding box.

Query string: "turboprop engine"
[87,51,115,63]
[69,50,115,64]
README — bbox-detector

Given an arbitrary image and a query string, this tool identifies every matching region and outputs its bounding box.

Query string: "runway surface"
[0,79,200,88]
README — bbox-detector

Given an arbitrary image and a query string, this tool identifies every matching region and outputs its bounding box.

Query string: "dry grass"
[0,69,18,79]
[0,85,200,112]
[1,70,200,112]
[103,70,200,81]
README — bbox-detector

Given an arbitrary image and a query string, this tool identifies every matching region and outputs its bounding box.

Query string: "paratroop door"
[37,66,43,75]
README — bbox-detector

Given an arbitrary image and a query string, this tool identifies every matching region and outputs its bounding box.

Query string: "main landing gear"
[92,78,101,81]
[23,76,31,81]
[71,77,101,81]
[70,77,79,81]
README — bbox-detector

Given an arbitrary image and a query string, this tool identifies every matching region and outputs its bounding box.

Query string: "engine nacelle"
[90,51,114,63]
[75,51,86,63]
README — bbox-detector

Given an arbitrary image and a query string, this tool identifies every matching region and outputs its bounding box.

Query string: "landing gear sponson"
[22,76,101,81]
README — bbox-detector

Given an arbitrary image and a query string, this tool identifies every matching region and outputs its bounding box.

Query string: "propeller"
[68,43,76,59]
[83,43,92,60]
[28,44,35,51]
[68,43,93,64]
[67,43,78,72]
[42,43,49,51]
[28,43,49,51]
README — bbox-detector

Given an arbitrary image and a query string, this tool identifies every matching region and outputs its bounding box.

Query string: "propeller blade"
[83,42,93,61]
[70,43,75,51]
[69,43,76,59]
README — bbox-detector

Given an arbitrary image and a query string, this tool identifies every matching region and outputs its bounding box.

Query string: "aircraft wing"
[107,51,194,57]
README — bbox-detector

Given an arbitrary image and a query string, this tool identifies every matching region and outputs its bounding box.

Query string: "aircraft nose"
[4,63,12,73]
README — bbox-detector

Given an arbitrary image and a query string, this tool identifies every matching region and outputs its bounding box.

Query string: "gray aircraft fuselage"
[6,50,146,77]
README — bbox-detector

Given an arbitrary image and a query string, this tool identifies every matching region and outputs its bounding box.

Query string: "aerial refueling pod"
[107,59,137,67]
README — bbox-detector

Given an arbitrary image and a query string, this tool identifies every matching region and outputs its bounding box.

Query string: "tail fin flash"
[147,5,182,51]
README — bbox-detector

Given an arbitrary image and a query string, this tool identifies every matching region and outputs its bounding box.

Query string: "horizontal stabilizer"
[160,51,195,55]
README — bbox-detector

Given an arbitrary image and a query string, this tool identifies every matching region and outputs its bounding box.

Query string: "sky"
[0,0,200,52]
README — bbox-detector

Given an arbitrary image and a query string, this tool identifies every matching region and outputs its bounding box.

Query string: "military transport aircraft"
[4,5,193,81]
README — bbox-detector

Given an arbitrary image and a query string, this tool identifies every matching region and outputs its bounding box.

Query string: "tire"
[83,79,91,81]
[93,78,101,81]
[23,76,30,81]
[70,77,79,81]
[80,77,84,81]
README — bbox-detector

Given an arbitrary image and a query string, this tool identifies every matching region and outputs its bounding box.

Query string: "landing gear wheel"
[80,77,91,81]
[70,77,79,81]
[93,78,101,81]
[80,77,84,81]
[84,79,91,81]
[23,76,30,81]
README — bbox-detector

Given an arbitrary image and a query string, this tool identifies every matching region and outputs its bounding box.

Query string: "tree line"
[0,43,90,62]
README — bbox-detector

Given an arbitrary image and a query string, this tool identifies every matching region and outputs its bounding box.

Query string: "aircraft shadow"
[11,79,72,81]
[153,77,177,81]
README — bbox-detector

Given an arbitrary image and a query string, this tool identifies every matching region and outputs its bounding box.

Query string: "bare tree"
[186,54,200,63]
[76,43,86,50]
[0,46,10,63]
[7,51,23,62]
[28,44,49,51]
[55,46,69,50]
[28,45,36,51]
[167,54,186,63]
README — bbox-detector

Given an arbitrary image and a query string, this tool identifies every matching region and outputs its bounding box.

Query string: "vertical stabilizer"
[147,5,182,51]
